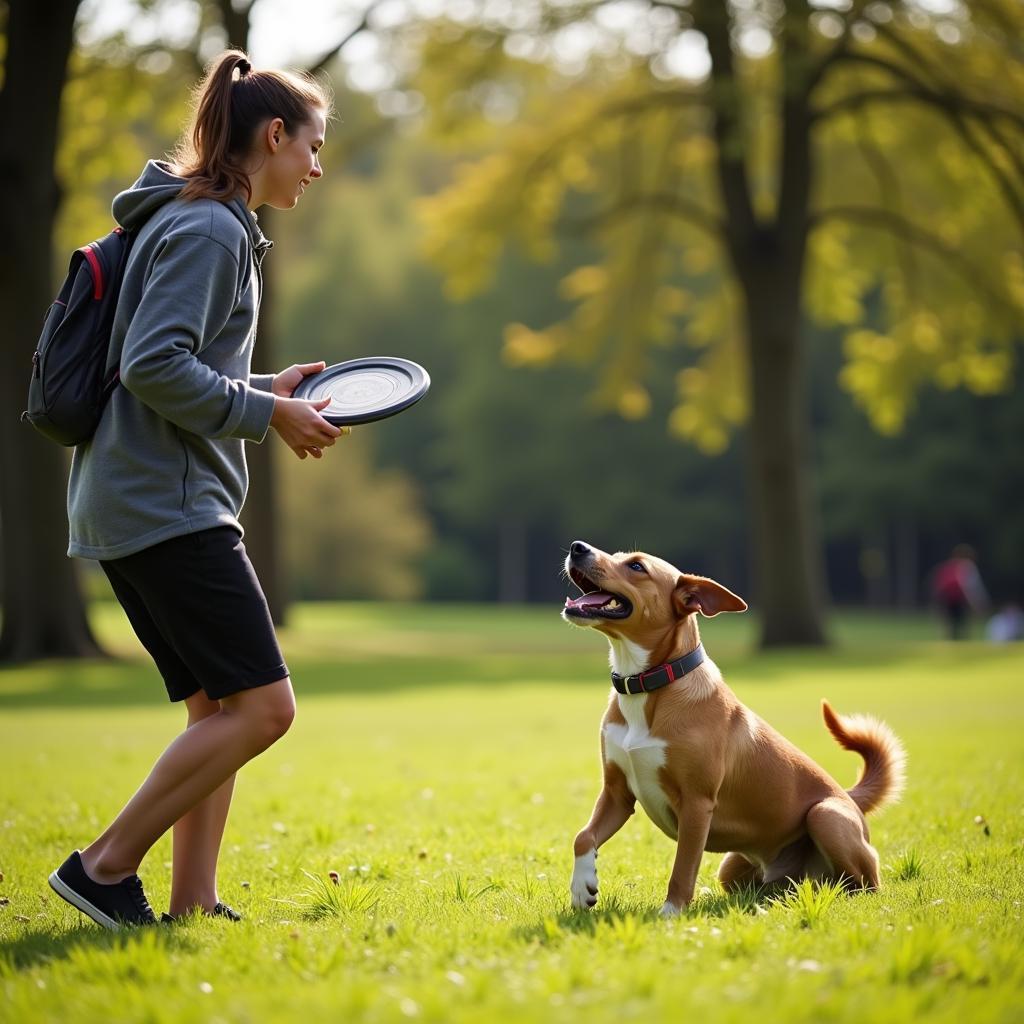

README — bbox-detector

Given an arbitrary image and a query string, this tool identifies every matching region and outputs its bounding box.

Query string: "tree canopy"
[415,1,1023,432]
[409,0,1024,644]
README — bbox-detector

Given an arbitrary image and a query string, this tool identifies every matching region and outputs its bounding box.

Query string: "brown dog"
[563,540,906,917]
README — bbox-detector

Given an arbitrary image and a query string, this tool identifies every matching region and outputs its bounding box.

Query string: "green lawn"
[1,602,1022,1023]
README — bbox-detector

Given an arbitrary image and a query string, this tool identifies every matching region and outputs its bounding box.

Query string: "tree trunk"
[742,263,829,646]
[696,1,828,647]
[0,0,102,662]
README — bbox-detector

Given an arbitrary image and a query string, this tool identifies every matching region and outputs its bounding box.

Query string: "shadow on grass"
[0,920,198,972]
[0,652,605,710]
[0,636,985,711]
[514,882,772,943]
[1,596,996,713]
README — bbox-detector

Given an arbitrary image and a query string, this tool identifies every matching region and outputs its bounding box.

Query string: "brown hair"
[171,50,332,203]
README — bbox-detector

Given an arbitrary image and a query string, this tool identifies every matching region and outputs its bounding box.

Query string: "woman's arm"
[119,231,275,441]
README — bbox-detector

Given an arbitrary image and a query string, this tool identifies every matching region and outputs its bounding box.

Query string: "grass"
[0,601,1022,1023]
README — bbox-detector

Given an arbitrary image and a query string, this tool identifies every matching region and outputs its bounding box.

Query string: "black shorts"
[100,526,289,703]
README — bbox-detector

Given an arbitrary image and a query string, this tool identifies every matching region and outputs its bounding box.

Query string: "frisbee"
[293,357,430,426]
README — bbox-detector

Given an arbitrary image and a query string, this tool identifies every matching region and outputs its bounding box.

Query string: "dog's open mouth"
[565,567,632,620]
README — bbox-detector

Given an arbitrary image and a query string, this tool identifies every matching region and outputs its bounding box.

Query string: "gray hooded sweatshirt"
[67,160,278,560]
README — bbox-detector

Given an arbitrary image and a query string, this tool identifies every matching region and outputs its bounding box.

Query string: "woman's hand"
[270,396,346,459]
[271,361,326,399]
[269,361,349,459]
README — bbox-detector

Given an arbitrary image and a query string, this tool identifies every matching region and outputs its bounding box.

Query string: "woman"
[49,50,342,928]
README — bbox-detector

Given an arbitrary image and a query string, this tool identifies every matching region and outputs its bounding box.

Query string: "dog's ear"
[673,574,748,617]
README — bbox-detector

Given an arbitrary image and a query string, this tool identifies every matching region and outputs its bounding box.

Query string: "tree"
[277,137,748,603]
[0,0,381,659]
[414,0,1024,646]
[0,0,97,660]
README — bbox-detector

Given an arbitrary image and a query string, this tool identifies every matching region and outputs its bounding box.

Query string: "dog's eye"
[627,560,647,573]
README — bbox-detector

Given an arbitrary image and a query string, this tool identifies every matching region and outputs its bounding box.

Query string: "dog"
[562,540,906,917]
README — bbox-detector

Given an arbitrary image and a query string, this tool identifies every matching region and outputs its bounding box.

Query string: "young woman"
[49,51,342,928]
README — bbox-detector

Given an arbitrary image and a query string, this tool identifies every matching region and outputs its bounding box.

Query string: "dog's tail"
[822,700,907,815]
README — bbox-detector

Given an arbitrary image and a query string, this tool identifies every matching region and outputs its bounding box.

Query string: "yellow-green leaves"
[56,49,191,255]
[670,288,747,455]
[416,4,1024,448]
[804,222,868,327]
[841,309,1016,435]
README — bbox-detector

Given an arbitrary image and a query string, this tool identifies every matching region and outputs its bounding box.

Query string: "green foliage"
[48,6,1024,607]
[55,48,192,255]
[269,114,1023,602]
[0,604,1022,1021]
[270,125,750,598]
[278,433,432,601]
[415,3,1024,441]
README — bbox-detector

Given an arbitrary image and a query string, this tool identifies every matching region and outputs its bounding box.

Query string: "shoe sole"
[48,870,121,931]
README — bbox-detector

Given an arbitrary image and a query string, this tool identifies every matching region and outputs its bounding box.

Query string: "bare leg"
[168,691,235,916]
[80,678,295,884]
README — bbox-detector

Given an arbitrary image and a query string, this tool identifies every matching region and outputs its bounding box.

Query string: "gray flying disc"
[293,357,430,425]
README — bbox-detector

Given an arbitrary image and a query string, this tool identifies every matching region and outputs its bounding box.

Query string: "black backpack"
[22,226,134,446]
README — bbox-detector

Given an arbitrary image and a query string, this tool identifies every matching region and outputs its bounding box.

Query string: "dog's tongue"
[565,592,614,610]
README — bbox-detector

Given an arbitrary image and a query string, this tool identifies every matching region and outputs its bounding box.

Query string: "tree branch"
[811,35,1024,238]
[876,17,1024,130]
[809,204,1021,317]
[215,0,253,51]
[814,81,1024,134]
[852,118,919,300]
[812,77,1024,200]
[867,17,1024,232]
[516,88,705,200]
[805,0,876,92]
[306,2,382,77]
[946,110,1024,238]
[964,0,1024,46]
[973,116,1024,194]
[561,191,723,240]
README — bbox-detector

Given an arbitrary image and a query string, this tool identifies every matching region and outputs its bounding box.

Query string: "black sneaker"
[161,901,242,924]
[48,850,158,930]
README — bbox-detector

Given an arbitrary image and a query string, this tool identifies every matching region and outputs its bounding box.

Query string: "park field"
[1,602,1022,1023]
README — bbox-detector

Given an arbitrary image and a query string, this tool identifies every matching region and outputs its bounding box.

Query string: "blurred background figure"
[986,602,1024,644]
[930,545,989,640]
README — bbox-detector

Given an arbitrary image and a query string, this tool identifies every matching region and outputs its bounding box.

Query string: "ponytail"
[171,50,332,203]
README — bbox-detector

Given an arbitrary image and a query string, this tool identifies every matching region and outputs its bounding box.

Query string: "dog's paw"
[570,849,599,909]
[659,900,682,919]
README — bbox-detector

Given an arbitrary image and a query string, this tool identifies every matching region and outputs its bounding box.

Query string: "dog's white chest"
[603,695,677,838]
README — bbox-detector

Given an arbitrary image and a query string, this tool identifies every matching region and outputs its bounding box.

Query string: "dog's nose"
[570,541,591,559]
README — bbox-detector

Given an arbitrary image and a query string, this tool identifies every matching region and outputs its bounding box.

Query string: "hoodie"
[67,160,278,560]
